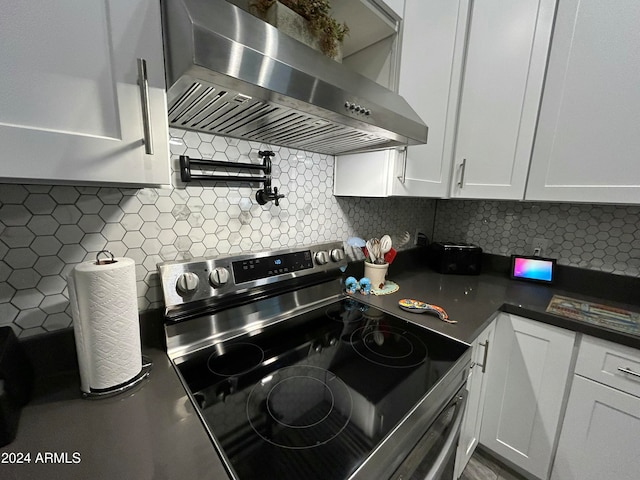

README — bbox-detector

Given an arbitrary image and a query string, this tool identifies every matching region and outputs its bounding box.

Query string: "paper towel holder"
[82,355,153,399]
[96,250,116,265]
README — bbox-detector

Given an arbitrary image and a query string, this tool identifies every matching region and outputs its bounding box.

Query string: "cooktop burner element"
[350,324,428,369]
[207,343,264,377]
[247,365,353,449]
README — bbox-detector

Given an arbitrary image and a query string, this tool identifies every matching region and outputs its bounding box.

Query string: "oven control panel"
[158,241,348,312]
[232,250,314,284]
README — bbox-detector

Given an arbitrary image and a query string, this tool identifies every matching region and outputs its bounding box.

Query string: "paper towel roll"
[67,257,142,394]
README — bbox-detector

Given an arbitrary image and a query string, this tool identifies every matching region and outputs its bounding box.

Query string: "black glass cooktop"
[174,297,467,480]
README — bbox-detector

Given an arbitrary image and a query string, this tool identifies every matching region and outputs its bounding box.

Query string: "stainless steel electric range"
[158,241,471,480]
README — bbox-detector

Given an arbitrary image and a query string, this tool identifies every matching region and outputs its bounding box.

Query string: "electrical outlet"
[531,238,549,256]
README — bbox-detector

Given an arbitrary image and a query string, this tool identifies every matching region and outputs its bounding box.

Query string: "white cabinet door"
[480,313,576,480]
[454,319,496,479]
[526,0,640,204]
[450,0,556,200]
[551,375,640,480]
[0,0,170,186]
[333,0,468,198]
[390,0,468,197]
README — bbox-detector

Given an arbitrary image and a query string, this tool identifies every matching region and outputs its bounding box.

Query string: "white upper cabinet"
[526,0,640,204]
[334,0,468,197]
[390,0,468,198]
[450,0,556,200]
[0,0,170,186]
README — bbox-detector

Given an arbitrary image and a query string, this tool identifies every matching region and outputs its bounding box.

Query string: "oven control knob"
[329,248,345,262]
[176,272,199,295]
[209,267,230,287]
[314,251,329,265]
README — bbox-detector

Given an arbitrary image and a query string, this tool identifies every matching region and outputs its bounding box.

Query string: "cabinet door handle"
[617,366,640,379]
[476,340,489,373]
[457,158,467,188]
[397,147,407,184]
[137,58,154,155]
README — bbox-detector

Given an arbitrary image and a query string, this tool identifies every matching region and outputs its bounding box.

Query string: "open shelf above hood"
[161,0,428,155]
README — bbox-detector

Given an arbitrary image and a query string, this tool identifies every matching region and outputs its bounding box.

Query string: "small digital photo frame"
[510,255,556,284]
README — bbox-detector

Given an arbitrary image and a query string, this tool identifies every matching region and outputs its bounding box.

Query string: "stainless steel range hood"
[161,0,428,155]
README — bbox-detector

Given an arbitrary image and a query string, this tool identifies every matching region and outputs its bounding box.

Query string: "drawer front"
[576,336,640,397]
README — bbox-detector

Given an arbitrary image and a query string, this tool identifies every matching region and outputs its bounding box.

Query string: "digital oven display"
[232,250,314,283]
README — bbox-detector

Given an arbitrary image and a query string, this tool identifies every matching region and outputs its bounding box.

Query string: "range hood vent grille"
[168,81,392,155]
[162,0,428,156]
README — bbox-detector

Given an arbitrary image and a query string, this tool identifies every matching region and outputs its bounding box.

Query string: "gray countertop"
[0,349,229,480]
[357,264,640,350]
[2,262,639,479]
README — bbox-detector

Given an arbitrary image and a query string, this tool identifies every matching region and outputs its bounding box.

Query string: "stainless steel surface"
[618,366,640,379]
[165,278,343,360]
[351,346,471,479]
[161,0,428,155]
[477,340,489,374]
[137,58,154,155]
[458,158,467,188]
[390,389,467,480]
[158,241,346,316]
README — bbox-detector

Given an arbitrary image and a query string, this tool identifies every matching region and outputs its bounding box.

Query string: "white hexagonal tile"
[39,294,68,314]
[122,231,145,249]
[102,241,126,257]
[5,248,37,269]
[57,244,87,263]
[55,224,84,244]
[81,233,107,253]
[1,226,35,248]
[1,205,30,226]
[27,215,58,236]
[24,194,56,215]
[49,186,80,204]
[52,205,82,225]
[76,195,103,214]
[139,205,160,222]
[42,312,72,331]
[14,308,46,329]
[99,204,125,223]
[158,229,178,246]
[0,283,16,303]
[173,220,191,236]
[142,238,162,255]
[36,275,67,296]
[30,236,62,256]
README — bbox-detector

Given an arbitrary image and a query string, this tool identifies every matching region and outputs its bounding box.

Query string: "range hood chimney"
[161,0,428,155]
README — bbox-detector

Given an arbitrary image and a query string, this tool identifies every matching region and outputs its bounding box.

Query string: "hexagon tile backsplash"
[3,130,640,338]
[434,200,640,277]
[0,130,436,337]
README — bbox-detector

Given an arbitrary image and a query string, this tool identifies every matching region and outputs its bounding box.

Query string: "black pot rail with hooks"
[179,151,285,206]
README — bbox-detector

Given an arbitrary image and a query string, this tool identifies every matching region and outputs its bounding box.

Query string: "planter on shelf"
[246,0,344,62]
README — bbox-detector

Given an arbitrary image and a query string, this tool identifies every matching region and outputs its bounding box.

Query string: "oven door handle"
[423,391,467,480]
[391,390,468,480]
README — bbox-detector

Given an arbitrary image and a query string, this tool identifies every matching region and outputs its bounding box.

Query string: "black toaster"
[427,242,483,275]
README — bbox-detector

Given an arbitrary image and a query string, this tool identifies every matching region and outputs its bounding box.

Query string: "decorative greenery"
[250,0,349,58]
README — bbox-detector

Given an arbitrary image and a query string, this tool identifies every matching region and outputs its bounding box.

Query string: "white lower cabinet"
[454,319,496,479]
[479,313,576,480]
[551,336,640,480]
